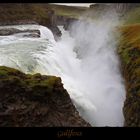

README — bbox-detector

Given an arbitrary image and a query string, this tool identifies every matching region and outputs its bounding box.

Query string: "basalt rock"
[0,66,91,127]
[0,28,40,38]
[47,25,62,41]
[23,33,40,38]
[0,20,39,26]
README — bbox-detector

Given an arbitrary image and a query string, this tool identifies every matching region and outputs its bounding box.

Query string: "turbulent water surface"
[0,12,126,126]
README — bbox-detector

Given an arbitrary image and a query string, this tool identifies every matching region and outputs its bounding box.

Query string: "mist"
[0,9,126,126]
[50,10,126,126]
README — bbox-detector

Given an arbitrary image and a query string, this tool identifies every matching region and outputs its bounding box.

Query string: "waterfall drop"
[0,11,126,126]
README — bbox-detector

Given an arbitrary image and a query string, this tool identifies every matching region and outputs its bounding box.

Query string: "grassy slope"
[47,4,88,18]
[118,7,140,126]
[0,3,88,25]
[0,4,46,20]
[124,7,140,25]
[0,4,52,25]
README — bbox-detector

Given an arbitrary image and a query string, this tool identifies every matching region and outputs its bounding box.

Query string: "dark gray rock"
[0,20,39,26]
[0,66,91,127]
[0,28,40,38]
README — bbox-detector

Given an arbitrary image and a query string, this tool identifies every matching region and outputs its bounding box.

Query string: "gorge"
[0,10,126,126]
[0,3,140,127]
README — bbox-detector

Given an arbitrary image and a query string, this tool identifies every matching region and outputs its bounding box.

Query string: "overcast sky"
[52,3,95,7]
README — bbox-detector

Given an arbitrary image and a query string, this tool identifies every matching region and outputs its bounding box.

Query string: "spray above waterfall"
[64,10,126,126]
[0,10,126,126]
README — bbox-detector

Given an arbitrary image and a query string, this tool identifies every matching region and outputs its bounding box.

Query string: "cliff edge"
[0,66,91,127]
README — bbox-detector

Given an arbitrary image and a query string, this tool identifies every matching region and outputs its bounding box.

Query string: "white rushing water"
[0,12,126,126]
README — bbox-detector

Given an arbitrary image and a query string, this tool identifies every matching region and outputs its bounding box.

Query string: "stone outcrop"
[47,25,62,41]
[0,28,40,38]
[0,66,91,127]
[0,20,39,26]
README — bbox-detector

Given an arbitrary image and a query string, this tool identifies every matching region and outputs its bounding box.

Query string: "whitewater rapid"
[0,14,126,126]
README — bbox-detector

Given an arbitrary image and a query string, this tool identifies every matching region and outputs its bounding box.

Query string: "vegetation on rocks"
[0,4,62,39]
[1,3,140,127]
[124,7,140,25]
[0,4,51,25]
[0,66,91,127]
[118,23,140,127]
[46,4,88,18]
[0,4,85,25]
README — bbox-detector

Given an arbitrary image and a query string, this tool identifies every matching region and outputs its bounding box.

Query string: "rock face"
[0,66,91,127]
[0,28,40,38]
[0,20,39,26]
[47,25,62,41]
[118,24,140,127]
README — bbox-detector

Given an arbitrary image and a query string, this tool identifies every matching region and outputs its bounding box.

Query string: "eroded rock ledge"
[0,28,40,38]
[0,66,91,127]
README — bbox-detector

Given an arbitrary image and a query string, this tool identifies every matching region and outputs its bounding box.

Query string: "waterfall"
[0,11,126,126]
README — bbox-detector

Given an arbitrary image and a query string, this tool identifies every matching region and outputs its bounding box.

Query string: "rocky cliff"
[118,24,140,127]
[0,28,40,38]
[0,66,91,127]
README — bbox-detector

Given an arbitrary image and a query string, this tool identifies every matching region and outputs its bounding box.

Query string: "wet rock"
[48,25,62,41]
[0,28,21,36]
[0,28,40,38]
[0,20,39,26]
[23,33,40,38]
[0,66,91,127]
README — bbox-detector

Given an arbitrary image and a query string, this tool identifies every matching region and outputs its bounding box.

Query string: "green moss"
[118,24,140,65]
[124,7,140,25]
[119,48,131,64]
[0,66,62,96]
[27,75,58,94]
[0,66,23,77]
[43,76,58,87]
[0,66,65,105]
[0,69,9,77]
